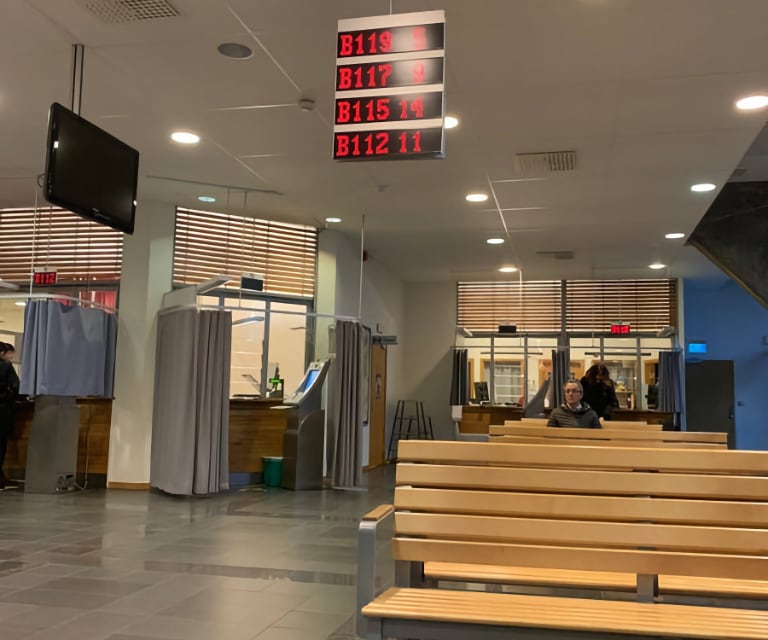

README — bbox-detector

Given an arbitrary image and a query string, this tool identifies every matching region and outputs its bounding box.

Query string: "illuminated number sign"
[610,323,631,335]
[32,270,58,286]
[334,11,445,161]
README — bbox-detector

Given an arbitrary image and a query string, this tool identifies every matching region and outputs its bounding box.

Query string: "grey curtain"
[151,308,231,495]
[658,350,684,423]
[550,348,570,408]
[20,300,117,397]
[330,320,363,488]
[450,348,469,405]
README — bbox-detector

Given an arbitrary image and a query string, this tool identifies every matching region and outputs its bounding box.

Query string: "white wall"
[108,201,174,485]
[360,256,405,462]
[403,282,456,439]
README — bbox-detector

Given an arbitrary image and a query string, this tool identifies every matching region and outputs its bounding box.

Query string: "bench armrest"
[357,504,395,638]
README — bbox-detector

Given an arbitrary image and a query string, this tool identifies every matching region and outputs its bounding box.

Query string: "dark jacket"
[547,402,601,428]
[0,360,19,409]
[580,377,619,419]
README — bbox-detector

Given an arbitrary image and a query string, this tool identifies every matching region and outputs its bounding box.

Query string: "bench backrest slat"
[490,425,727,444]
[396,464,768,500]
[394,486,768,526]
[397,440,768,474]
[491,435,726,449]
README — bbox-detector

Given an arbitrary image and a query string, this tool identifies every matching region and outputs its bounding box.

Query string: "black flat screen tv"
[44,102,139,234]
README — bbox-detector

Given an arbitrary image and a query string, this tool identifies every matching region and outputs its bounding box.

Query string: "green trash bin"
[262,456,283,487]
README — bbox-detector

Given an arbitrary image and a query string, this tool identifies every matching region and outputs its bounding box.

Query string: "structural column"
[107,201,175,487]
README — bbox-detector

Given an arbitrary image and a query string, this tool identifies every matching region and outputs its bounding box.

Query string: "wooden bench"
[489,424,728,448]
[511,418,663,431]
[357,440,768,639]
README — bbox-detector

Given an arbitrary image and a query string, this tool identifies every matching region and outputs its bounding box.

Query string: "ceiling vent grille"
[81,0,180,24]
[536,250,575,260]
[515,150,577,174]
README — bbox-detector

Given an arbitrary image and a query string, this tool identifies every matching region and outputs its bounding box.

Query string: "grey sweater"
[547,403,601,428]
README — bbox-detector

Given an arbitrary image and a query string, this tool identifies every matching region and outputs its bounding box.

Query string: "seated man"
[547,380,601,428]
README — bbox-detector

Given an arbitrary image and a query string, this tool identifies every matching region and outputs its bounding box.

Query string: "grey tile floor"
[0,468,396,639]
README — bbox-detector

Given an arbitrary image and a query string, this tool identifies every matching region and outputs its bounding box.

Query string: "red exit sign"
[610,323,631,335]
[32,270,58,286]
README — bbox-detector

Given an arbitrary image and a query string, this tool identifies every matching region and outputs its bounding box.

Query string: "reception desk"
[6,397,296,489]
[459,404,673,435]
[5,398,112,487]
[228,398,296,482]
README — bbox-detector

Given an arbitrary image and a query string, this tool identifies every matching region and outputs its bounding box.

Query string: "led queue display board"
[32,270,58,286]
[333,10,446,161]
[610,323,631,335]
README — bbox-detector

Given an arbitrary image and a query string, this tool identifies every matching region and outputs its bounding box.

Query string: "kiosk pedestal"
[275,360,330,490]
[25,395,79,493]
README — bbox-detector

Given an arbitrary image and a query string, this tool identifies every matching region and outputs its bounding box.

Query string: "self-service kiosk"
[277,359,331,490]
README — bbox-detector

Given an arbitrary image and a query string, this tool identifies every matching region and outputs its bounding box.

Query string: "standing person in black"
[0,342,20,489]
[581,363,619,421]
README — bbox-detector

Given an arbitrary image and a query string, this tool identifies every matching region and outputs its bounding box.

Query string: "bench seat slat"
[395,487,768,527]
[396,464,768,499]
[363,587,768,639]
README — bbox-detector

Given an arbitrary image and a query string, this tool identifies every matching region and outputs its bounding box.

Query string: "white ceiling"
[3,0,768,282]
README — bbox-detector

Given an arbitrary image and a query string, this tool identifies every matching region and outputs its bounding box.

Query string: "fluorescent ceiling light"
[171,131,200,144]
[486,238,505,245]
[648,263,667,270]
[325,216,342,223]
[665,232,685,239]
[498,266,518,273]
[690,183,716,192]
[198,196,216,203]
[444,115,459,129]
[736,95,768,111]
[15,301,26,307]
[466,193,488,202]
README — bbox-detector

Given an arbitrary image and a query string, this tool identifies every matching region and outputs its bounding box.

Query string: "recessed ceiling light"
[690,183,716,192]
[198,196,216,203]
[171,131,200,144]
[217,42,253,59]
[466,193,488,202]
[15,301,26,307]
[498,266,518,273]
[736,95,768,111]
[665,232,685,239]
[325,216,342,223]
[444,115,459,129]
[486,238,505,245]
[648,263,667,270]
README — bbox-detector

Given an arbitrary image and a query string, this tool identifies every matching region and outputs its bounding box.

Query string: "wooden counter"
[5,398,112,487]
[228,398,296,474]
[459,404,673,434]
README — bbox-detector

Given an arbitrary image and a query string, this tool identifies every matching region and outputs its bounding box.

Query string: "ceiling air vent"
[80,0,180,24]
[536,250,574,260]
[515,150,577,174]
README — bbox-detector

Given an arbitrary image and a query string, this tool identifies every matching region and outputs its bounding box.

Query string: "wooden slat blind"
[565,279,677,332]
[457,281,562,332]
[457,278,677,333]
[0,208,123,283]
[173,208,318,298]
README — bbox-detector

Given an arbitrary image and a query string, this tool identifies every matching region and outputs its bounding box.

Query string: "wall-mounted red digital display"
[337,22,444,58]
[335,58,443,91]
[333,127,442,160]
[610,324,631,335]
[335,92,442,125]
[33,271,58,286]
